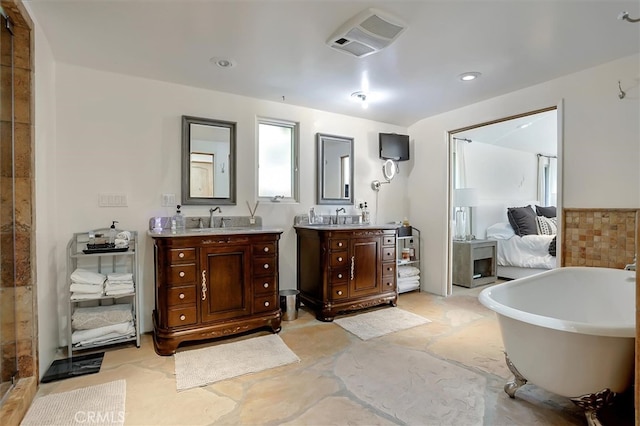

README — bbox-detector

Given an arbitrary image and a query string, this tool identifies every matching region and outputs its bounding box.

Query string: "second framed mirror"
[316,133,354,205]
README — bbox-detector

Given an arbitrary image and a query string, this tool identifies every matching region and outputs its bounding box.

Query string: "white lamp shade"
[454,188,479,207]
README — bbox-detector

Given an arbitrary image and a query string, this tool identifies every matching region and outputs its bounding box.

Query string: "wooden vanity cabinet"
[151,232,282,355]
[296,227,397,321]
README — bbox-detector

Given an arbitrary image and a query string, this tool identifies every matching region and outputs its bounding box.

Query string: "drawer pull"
[387,267,393,272]
[263,282,269,288]
[264,301,270,307]
[180,314,186,321]
[201,270,207,301]
[263,263,269,269]
[179,271,185,278]
[337,290,343,296]
[179,293,185,299]
[263,247,270,253]
[337,256,343,262]
[338,242,343,247]
[337,273,343,279]
[179,252,185,258]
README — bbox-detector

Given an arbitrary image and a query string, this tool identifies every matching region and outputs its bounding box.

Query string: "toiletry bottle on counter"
[173,205,185,231]
[108,221,118,245]
[308,207,316,224]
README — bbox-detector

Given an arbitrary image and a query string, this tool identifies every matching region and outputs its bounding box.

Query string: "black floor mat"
[41,352,105,383]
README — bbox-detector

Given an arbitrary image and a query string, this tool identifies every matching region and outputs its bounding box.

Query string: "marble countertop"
[294,223,398,231]
[148,226,284,238]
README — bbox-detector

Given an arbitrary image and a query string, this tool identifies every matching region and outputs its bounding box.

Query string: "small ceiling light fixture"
[618,11,640,23]
[351,91,369,109]
[459,72,481,81]
[210,57,236,68]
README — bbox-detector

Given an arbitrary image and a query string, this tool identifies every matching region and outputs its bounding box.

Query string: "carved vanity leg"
[504,353,528,398]
[570,388,615,426]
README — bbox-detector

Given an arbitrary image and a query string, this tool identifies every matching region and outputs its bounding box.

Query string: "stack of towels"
[105,273,134,296]
[70,269,106,300]
[71,303,135,347]
[397,265,420,293]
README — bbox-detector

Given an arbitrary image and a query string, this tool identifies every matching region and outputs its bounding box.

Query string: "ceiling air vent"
[327,8,407,58]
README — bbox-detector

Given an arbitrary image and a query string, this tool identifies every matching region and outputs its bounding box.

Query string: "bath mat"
[334,307,431,340]
[174,334,300,391]
[21,380,125,426]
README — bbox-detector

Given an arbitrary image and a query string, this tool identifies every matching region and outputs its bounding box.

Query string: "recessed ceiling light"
[210,57,236,68]
[459,72,481,81]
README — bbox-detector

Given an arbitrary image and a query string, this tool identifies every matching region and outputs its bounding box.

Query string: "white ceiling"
[26,0,640,127]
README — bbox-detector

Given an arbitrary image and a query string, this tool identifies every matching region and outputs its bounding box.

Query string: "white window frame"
[256,117,299,203]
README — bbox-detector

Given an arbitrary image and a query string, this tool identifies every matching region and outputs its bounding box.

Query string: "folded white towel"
[105,288,134,296]
[107,273,133,282]
[116,231,131,241]
[71,292,103,301]
[70,283,104,294]
[72,304,133,330]
[71,321,134,344]
[70,268,106,286]
[397,276,420,283]
[398,266,420,278]
[105,282,134,290]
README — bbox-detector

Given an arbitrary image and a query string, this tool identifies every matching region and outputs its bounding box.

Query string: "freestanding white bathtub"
[479,267,635,425]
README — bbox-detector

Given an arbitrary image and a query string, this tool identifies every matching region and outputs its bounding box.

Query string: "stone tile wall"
[0,0,34,424]
[562,209,637,268]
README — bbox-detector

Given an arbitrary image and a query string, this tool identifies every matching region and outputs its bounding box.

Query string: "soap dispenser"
[173,205,185,231]
[108,221,119,245]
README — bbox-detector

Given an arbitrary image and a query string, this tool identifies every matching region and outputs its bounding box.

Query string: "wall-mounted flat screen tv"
[379,133,410,161]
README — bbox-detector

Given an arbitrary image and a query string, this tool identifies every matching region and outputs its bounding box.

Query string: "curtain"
[537,155,557,206]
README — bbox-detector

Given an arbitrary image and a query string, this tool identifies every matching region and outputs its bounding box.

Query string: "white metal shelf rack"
[396,227,420,293]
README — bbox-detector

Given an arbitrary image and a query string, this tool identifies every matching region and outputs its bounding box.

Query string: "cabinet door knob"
[263,247,270,252]
[179,293,185,299]
[337,256,343,262]
[179,252,185,258]
[180,314,186,321]
[263,263,269,269]
[337,273,343,279]
[337,290,343,296]
[179,271,185,277]
[263,282,269,288]
[264,301,270,307]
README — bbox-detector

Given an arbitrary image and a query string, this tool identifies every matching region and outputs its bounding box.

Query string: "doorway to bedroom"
[447,106,561,295]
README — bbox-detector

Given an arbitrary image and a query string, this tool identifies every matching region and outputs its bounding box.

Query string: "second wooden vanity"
[295,225,397,321]
[150,227,283,355]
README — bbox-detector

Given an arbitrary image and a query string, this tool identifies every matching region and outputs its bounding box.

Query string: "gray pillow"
[507,205,538,236]
[535,205,556,218]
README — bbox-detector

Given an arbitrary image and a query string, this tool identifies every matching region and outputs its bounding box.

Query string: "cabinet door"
[350,237,381,297]
[199,244,252,323]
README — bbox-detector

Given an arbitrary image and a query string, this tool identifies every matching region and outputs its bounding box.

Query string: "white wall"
[409,54,640,295]
[42,63,408,346]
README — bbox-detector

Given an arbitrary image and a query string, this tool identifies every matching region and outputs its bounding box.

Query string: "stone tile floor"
[33,284,633,425]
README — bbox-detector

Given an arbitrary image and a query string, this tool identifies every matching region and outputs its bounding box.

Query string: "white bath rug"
[174,334,300,391]
[334,307,431,340]
[21,380,126,426]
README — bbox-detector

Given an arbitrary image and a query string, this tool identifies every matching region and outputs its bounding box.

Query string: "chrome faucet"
[209,207,221,227]
[335,207,346,224]
[624,256,636,271]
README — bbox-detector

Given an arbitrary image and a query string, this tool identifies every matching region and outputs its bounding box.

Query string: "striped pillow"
[536,215,557,235]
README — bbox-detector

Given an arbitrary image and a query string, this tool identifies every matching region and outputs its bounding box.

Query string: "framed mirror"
[182,116,236,205]
[316,133,354,205]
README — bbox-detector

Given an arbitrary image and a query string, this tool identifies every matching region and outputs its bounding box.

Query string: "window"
[257,118,299,201]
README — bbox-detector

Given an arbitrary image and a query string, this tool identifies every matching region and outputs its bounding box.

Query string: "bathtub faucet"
[624,256,636,271]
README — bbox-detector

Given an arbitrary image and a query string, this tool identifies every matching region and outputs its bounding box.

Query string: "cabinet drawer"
[330,251,348,267]
[167,306,197,327]
[170,248,196,263]
[167,285,196,306]
[330,284,348,300]
[253,242,276,256]
[253,276,276,295]
[383,235,395,246]
[382,247,395,261]
[382,262,396,277]
[330,239,348,250]
[253,294,277,313]
[330,268,348,283]
[252,257,276,276]
[168,264,197,285]
[382,276,396,290]
[474,246,495,260]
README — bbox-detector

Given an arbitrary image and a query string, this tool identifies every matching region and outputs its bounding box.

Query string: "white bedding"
[492,234,556,269]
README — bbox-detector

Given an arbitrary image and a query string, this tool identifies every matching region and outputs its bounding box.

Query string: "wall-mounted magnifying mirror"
[182,116,236,205]
[317,133,354,205]
[382,159,397,181]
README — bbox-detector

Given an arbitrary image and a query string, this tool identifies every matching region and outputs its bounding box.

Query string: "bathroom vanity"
[150,226,283,355]
[295,224,397,321]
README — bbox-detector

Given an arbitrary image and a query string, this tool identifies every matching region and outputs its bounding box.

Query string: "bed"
[483,204,557,280]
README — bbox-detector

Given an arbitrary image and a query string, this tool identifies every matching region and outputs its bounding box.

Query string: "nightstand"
[452,239,497,288]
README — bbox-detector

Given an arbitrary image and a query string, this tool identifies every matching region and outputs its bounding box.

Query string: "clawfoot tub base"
[570,388,616,426]
[503,353,528,398]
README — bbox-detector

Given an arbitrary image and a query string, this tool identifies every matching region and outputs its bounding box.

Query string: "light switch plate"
[162,194,176,207]
[98,193,128,207]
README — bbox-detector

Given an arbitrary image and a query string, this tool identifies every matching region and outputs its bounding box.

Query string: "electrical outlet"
[162,194,176,207]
